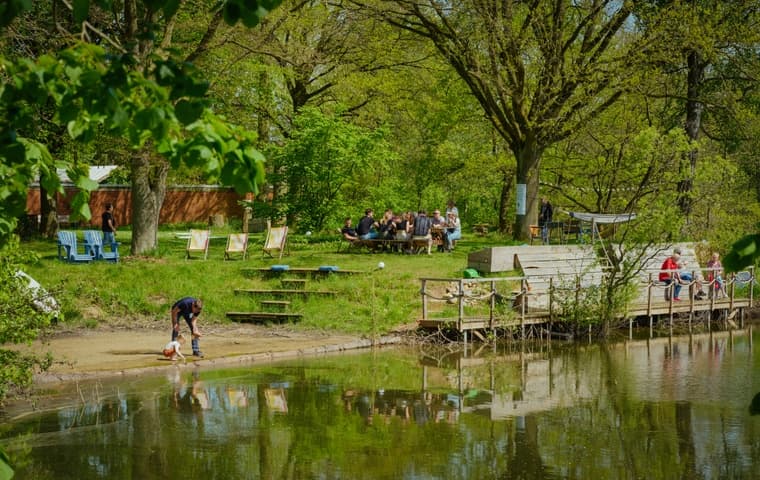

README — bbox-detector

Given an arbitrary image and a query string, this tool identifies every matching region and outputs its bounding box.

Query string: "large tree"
[356,0,652,240]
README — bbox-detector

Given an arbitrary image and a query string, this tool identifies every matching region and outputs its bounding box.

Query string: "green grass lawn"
[21,228,514,336]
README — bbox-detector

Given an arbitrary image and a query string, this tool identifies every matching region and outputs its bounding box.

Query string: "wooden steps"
[227,311,303,323]
[260,300,290,311]
[281,278,307,289]
[242,267,362,278]
[234,289,337,297]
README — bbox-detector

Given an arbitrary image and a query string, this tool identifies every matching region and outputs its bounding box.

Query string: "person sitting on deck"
[341,217,358,242]
[659,249,684,301]
[357,208,380,240]
[677,258,707,300]
[706,252,727,298]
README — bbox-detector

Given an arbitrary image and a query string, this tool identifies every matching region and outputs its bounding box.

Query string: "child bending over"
[163,334,187,361]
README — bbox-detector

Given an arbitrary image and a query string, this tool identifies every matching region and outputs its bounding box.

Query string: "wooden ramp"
[515,245,603,310]
[468,244,596,273]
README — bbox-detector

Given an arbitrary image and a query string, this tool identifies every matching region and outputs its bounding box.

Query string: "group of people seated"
[659,247,726,301]
[341,202,462,254]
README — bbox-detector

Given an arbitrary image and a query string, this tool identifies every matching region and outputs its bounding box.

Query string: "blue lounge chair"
[84,230,120,262]
[57,231,92,263]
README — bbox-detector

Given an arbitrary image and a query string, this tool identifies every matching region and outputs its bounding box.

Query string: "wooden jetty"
[423,245,755,339]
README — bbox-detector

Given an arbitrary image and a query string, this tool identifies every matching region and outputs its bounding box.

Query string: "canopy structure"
[568,212,637,224]
[566,211,637,245]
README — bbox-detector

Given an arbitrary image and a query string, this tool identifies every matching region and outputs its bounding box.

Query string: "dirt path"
[16,324,399,383]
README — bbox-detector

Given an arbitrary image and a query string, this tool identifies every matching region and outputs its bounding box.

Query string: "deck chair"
[225,233,249,260]
[263,220,289,259]
[83,230,120,262]
[56,231,92,263]
[186,229,210,259]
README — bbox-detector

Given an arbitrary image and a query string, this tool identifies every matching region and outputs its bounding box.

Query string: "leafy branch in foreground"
[0,42,266,247]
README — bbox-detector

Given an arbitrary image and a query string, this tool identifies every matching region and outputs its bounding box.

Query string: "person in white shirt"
[163,334,187,361]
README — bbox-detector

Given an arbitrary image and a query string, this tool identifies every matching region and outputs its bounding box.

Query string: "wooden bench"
[339,237,412,253]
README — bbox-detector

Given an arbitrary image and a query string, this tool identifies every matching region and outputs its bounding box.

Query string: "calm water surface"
[2,329,760,479]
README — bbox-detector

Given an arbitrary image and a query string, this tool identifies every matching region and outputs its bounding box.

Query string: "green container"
[463,268,480,279]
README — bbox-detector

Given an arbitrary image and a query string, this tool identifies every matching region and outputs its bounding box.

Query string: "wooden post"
[548,277,554,323]
[521,278,527,340]
[458,278,465,333]
[489,280,496,331]
[421,279,428,322]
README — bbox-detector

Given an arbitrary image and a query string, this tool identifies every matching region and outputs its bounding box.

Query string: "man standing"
[171,297,204,357]
[101,202,117,244]
[538,197,553,244]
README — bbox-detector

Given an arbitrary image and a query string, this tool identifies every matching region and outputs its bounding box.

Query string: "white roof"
[56,166,119,184]
[568,212,637,224]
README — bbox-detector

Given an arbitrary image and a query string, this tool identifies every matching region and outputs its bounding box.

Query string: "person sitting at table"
[341,217,358,242]
[431,209,448,252]
[379,209,396,240]
[357,208,380,240]
[395,213,411,242]
[412,210,433,255]
[445,211,461,252]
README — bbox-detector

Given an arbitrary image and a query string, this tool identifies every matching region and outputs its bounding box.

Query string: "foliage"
[0,239,55,403]
[0,42,266,247]
[724,233,760,273]
[272,107,395,232]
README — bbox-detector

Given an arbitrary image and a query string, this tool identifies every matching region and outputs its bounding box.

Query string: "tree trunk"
[39,183,58,238]
[498,168,514,234]
[677,50,705,219]
[512,140,542,241]
[131,148,168,254]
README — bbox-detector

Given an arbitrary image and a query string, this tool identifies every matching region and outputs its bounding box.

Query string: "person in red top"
[659,249,683,300]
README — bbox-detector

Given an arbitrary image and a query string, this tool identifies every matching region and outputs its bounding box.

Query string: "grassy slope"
[21,228,512,336]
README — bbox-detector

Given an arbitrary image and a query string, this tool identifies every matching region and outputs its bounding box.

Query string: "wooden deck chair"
[56,231,92,263]
[263,220,289,259]
[225,233,249,260]
[83,230,120,262]
[186,229,210,259]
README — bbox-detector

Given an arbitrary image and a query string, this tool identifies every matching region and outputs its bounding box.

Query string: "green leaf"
[223,0,242,25]
[724,234,760,273]
[175,99,204,125]
[72,0,90,23]
[163,0,181,18]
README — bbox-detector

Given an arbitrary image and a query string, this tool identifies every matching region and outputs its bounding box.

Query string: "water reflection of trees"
[4,330,760,479]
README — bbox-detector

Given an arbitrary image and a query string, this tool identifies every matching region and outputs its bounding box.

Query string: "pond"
[2,328,760,479]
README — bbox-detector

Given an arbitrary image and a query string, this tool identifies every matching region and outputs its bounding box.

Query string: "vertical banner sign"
[515,183,526,216]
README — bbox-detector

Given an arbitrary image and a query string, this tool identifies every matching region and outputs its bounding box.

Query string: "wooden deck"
[418,265,755,337]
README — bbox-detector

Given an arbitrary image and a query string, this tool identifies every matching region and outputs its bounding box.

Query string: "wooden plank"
[227,311,303,323]
[242,267,362,277]
[234,289,337,296]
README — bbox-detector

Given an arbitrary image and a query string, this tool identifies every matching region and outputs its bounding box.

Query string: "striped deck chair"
[263,220,289,259]
[186,229,210,259]
[225,233,249,260]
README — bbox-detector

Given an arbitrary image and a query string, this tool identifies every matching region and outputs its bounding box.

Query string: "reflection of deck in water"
[419,330,749,420]
[420,245,754,335]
